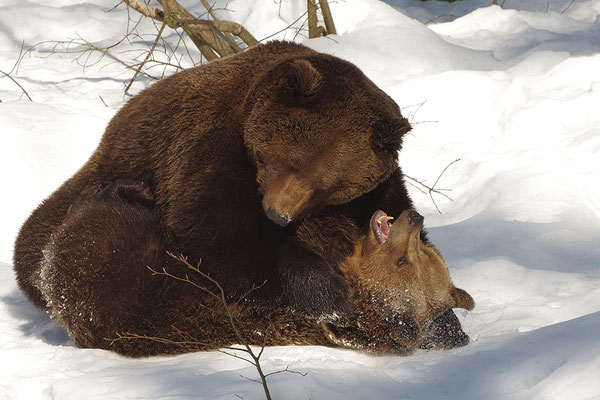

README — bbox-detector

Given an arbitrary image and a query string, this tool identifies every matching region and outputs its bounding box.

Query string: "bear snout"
[265,207,292,227]
[262,173,314,226]
[407,210,424,227]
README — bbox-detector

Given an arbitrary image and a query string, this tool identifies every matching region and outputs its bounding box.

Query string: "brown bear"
[322,209,474,351]
[14,40,466,337]
[37,181,473,356]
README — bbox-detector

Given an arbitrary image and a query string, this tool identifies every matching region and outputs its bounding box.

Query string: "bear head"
[321,209,475,352]
[243,56,411,226]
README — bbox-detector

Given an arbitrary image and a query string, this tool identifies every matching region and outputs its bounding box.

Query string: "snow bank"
[1,0,599,399]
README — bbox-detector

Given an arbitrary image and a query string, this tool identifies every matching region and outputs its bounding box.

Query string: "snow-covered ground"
[2,0,600,398]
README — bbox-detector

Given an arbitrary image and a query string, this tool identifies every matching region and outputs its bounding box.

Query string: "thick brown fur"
[14,41,415,321]
[37,182,472,356]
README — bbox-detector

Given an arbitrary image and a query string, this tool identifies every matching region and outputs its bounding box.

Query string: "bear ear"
[371,117,411,156]
[279,59,322,105]
[66,184,103,217]
[451,287,475,311]
[103,181,155,208]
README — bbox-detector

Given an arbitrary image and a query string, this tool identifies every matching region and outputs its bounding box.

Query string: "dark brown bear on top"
[37,181,473,356]
[14,40,464,340]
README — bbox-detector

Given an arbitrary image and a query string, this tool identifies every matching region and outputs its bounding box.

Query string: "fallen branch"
[122,0,258,61]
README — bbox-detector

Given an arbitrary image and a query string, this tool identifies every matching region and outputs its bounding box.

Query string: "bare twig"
[124,22,167,96]
[31,37,157,79]
[291,18,309,41]
[146,264,220,302]
[9,11,181,95]
[404,158,461,213]
[401,101,439,132]
[260,11,309,42]
[163,253,273,400]
[1,40,33,101]
[561,0,576,14]
[425,14,458,24]
[265,365,308,378]
[404,101,427,125]
[0,69,33,102]
[7,40,26,76]
[107,331,208,348]
[140,253,306,400]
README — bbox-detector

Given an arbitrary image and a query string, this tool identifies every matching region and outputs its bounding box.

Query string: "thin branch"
[219,350,257,366]
[404,101,427,125]
[165,253,273,400]
[291,18,309,41]
[425,14,458,24]
[260,11,309,43]
[124,22,167,96]
[404,158,461,213]
[42,37,158,79]
[561,0,576,14]
[240,374,263,384]
[264,365,308,378]
[146,264,221,302]
[7,40,26,76]
[235,280,267,306]
[106,331,210,348]
[432,158,460,190]
[0,69,33,101]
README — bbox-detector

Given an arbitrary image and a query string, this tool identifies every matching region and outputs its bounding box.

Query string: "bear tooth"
[376,215,394,226]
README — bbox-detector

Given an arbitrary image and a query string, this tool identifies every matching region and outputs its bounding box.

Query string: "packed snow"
[1,0,600,399]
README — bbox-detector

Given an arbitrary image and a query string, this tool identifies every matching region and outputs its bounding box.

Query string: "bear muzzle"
[262,173,314,227]
[265,207,293,227]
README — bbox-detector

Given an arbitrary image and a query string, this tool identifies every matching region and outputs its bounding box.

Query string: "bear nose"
[407,210,424,227]
[265,207,291,227]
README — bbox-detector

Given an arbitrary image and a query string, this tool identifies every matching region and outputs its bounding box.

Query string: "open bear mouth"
[372,210,394,244]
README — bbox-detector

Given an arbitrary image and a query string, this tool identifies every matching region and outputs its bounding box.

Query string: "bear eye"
[397,256,409,268]
[255,151,265,167]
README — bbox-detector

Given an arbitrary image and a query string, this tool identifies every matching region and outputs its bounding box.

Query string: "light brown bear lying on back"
[38,181,473,356]
[323,209,474,351]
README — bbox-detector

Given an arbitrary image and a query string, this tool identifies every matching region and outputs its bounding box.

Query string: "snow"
[1,0,600,398]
